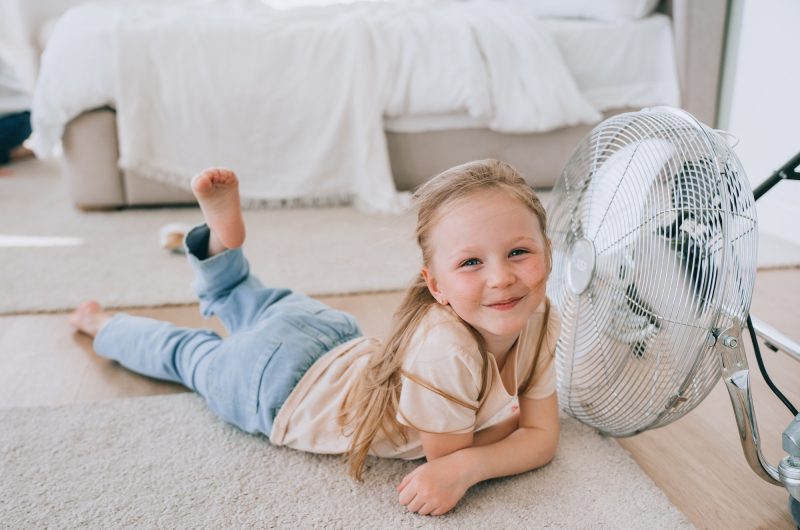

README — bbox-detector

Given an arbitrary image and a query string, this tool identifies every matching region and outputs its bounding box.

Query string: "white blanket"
[33,0,601,213]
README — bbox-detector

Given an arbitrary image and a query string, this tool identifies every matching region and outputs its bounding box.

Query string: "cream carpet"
[2,158,799,315]
[0,393,693,529]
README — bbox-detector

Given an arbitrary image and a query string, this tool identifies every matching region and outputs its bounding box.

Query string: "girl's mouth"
[486,296,523,311]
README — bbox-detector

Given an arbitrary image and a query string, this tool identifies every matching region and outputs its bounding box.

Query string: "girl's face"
[421,188,550,356]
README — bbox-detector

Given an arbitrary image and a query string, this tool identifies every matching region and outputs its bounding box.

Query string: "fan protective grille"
[548,108,757,436]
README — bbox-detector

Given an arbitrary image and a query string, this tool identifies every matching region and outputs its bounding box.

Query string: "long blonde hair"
[339,159,551,480]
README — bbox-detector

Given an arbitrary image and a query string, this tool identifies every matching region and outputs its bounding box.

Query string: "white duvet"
[32,0,603,213]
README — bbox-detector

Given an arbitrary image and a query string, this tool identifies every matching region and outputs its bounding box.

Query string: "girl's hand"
[396,453,472,516]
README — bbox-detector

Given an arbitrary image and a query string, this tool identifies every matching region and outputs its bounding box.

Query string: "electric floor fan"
[546,106,800,525]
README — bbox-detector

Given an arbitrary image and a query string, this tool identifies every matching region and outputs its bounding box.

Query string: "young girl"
[70,159,560,516]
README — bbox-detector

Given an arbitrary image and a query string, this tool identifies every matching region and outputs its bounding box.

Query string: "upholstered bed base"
[62,108,613,208]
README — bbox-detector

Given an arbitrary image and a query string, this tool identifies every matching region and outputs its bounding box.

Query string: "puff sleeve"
[396,322,484,434]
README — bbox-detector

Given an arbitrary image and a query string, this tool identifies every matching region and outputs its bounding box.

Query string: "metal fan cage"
[548,107,758,436]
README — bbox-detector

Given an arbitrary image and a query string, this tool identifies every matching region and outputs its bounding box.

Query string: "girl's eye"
[460,258,481,267]
[509,248,529,257]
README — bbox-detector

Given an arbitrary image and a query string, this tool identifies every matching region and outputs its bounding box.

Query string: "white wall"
[720,0,800,246]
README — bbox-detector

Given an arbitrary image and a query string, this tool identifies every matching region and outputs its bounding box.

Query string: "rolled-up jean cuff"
[92,313,131,358]
[185,223,212,260]
[185,222,246,269]
[184,224,250,301]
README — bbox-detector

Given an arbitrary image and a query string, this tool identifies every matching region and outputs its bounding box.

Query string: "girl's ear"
[420,266,442,301]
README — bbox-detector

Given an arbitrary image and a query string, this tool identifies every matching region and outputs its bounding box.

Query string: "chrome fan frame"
[547,107,799,494]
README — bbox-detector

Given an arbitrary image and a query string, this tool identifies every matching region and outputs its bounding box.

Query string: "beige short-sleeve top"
[396,301,559,436]
[270,300,560,460]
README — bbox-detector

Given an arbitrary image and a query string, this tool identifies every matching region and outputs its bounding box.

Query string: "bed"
[30,0,728,212]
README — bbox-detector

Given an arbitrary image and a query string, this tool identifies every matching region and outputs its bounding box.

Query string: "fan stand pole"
[752,150,800,201]
[722,358,800,502]
[717,329,800,505]
[750,316,800,363]
[742,250,800,504]
[735,153,800,516]
[716,327,783,485]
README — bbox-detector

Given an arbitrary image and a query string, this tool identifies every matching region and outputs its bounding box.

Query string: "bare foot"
[191,167,246,256]
[69,300,112,337]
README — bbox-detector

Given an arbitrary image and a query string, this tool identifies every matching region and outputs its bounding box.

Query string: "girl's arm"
[472,407,519,446]
[397,393,559,516]
[458,392,559,480]
[417,408,519,461]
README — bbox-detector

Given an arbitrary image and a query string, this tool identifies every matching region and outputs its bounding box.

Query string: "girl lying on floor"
[70,159,560,516]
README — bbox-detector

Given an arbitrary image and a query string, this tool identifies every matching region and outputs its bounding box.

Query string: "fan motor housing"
[566,238,595,294]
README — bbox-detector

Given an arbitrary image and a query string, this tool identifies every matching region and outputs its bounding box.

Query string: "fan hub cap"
[566,237,596,295]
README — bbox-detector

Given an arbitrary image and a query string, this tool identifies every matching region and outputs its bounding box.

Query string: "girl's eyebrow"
[446,236,541,259]
[447,247,479,260]
[505,235,542,247]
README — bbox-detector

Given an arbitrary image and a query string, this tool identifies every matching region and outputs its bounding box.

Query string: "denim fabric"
[0,111,31,164]
[94,224,362,436]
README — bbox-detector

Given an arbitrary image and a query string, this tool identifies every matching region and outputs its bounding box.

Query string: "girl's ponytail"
[340,275,435,480]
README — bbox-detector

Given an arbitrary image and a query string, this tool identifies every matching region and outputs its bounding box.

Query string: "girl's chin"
[480,321,527,341]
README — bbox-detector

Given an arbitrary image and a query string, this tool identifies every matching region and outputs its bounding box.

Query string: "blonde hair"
[339,159,551,480]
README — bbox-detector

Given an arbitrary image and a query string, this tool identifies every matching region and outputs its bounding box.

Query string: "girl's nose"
[487,262,515,289]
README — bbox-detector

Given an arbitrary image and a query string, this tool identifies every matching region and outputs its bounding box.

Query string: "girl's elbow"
[538,426,560,465]
[518,424,559,466]
[542,437,558,465]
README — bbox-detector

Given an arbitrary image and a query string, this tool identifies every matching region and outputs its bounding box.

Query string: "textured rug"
[0,393,693,529]
[2,158,799,315]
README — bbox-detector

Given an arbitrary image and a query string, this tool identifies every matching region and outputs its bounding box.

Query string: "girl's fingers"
[398,482,416,505]
[397,465,421,492]
[397,471,414,492]
[406,495,425,514]
[431,505,450,516]
[397,477,408,492]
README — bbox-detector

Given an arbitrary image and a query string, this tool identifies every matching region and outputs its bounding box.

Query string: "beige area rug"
[0,393,694,528]
[2,158,799,315]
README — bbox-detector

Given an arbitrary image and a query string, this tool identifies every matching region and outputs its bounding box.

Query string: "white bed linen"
[385,13,679,133]
[30,0,607,212]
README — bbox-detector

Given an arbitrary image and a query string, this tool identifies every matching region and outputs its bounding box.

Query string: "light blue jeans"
[94,224,362,436]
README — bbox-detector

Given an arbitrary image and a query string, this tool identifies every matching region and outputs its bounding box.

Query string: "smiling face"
[421,188,550,356]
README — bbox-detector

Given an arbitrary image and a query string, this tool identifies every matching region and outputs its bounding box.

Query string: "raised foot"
[191,167,246,253]
[69,300,111,337]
